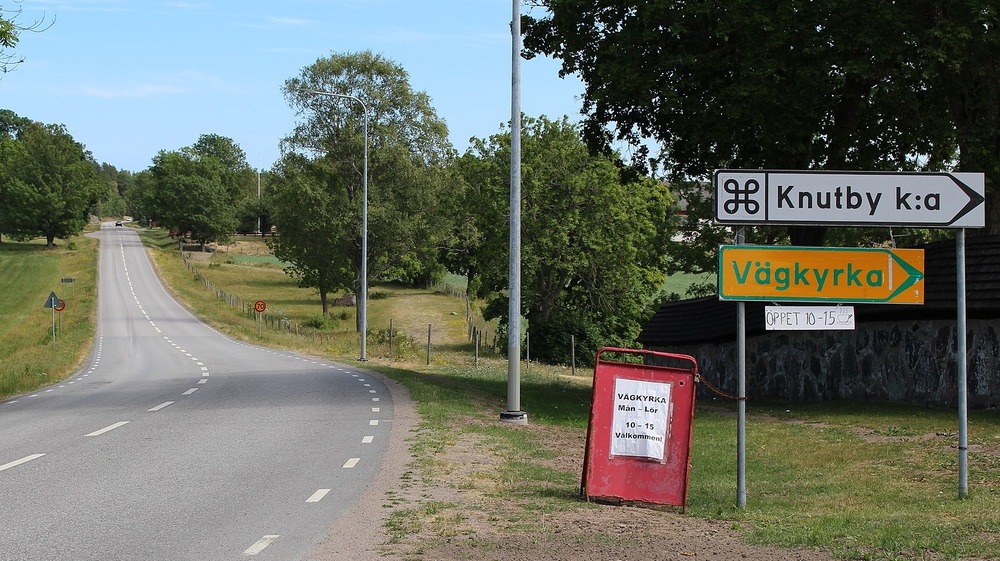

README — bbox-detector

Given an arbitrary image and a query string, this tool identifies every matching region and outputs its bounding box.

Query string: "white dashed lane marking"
[243,535,280,556]
[343,458,360,468]
[0,454,46,473]
[148,401,174,412]
[306,489,330,503]
[84,421,130,437]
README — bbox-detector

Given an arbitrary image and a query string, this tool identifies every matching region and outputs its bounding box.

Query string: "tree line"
[5,0,1000,364]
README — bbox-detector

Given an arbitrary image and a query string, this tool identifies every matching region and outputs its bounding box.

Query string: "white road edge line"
[343,458,360,468]
[0,454,46,473]
[85,421,130,437]
[148,401,174,412]
[306,489,331,503]
[243,535,280,556]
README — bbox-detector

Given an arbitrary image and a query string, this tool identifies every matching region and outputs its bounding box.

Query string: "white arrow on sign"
[714,170,985,228]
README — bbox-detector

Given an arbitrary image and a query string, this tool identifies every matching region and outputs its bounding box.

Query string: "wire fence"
[182,255,502,360]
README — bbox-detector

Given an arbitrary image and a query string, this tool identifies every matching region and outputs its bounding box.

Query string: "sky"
[2,0,586,172]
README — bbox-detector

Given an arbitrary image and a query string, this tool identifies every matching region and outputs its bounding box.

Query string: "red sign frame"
[582,347,698,510]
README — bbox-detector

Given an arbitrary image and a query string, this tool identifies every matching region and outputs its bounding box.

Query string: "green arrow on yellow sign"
[718,245,925,304]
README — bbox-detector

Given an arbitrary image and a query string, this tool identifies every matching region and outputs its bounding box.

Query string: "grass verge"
[0,234,97,398]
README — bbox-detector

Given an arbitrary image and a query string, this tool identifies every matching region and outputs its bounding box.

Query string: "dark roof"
[639,235,1000,347]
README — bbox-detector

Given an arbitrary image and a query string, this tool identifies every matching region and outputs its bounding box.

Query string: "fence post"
[571,334,576,376]
[426,323,432,365]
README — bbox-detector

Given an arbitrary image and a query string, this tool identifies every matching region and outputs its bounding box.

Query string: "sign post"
[714,168,986,502]
[254,300,267,337]
[43,291,60,345]
[61,277,75,297]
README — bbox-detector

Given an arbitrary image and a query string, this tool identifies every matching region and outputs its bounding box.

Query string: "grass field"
[0,233,97,398]
[3,228,998,560]
[151,233,477,363]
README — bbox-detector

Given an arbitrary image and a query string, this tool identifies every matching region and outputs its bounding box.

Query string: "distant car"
[115,221,123,227]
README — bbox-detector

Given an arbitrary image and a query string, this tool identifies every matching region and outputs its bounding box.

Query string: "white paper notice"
[610,378,671,461]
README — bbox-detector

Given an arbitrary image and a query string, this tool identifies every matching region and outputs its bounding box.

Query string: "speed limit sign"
[254,300,267,313]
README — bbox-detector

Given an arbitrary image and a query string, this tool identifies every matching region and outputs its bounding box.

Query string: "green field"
[0,234,97,398]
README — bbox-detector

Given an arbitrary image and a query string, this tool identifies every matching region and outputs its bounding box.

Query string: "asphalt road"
[0,224,394,560]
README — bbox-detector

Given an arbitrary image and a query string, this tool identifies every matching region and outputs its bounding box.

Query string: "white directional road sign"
[714,170,985,228]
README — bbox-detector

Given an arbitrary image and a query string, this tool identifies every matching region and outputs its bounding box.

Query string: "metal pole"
[309,90,368,361]
[571,334,576,376]
[957,229,969,498]
[736,226,747,509]
[501,0,527,425]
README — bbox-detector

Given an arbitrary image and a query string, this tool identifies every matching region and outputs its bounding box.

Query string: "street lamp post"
[309,89,369,361]
[500,0,527,425]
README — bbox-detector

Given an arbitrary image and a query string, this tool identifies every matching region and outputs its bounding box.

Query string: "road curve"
[0,224,398,560]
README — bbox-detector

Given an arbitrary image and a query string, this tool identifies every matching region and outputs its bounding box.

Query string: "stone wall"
[654,319,1000,407]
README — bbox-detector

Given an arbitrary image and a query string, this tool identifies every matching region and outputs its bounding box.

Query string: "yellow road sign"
[718,246,924,304]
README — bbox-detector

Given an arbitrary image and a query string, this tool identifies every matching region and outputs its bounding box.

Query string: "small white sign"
[610,378,671,461]
[764,305,856,330]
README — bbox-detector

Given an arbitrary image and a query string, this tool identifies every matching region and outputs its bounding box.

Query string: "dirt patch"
[310,382,837,561]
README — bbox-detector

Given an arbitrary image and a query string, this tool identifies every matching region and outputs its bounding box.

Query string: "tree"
[266,153,355,315]
[523,0,1000,247]
[191,133,256,204]
[279,50,456,325]
[146,148,237,250]
[137,134,252,249]
[1,3,52,76]
[93,162,128,218]
[455,115,675,363]
[914,0,1000,234]
[0,120,102,248]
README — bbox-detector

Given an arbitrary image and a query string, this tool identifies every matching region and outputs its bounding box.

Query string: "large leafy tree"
[137,134,251,249]
[455,115,675,363]
[523,0,999,248]
[0,120,102,248]
[145,148,237,250]
[266,153,355,315]
[916,1,1000,234]
[279,50,456,325]
[0,109,31,242]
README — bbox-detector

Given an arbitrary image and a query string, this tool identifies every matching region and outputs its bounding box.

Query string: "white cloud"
[79,82,187,99]
[77,70,239,99]
[268,16,317,27]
